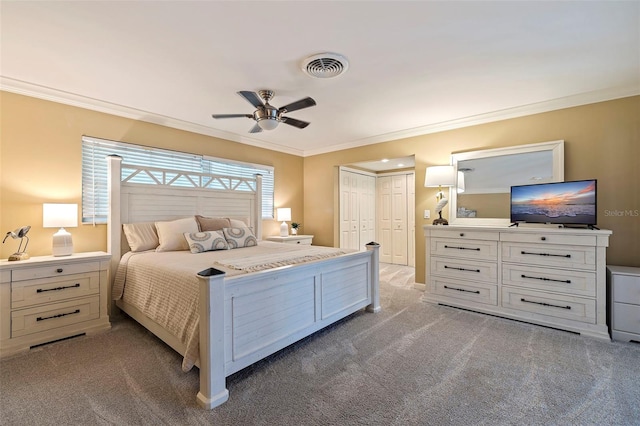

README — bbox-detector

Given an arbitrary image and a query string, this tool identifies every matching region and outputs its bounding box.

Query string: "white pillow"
[223,227,258,249]
[122,222,159,252]
[155,217,199,252]
[229,217,251,228]
[184,231,229,253]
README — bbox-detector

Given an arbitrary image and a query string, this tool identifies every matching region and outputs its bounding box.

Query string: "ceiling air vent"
[301,53,349,79]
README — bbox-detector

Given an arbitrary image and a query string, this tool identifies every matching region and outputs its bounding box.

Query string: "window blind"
[81,136,274,224]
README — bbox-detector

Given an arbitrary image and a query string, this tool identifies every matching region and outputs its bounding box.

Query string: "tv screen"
[510,179,597,225]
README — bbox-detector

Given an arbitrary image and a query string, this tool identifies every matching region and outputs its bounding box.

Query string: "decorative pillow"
[195,215,230,232]
[123,222,159,252]
[155,217,199,252]
[229,217,251,228]
[184,231,229,253]
[223,227,258,249]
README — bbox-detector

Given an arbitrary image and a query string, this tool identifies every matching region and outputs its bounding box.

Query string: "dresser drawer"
[431,277,497,306]
[431,238,498,261]
[431,257,497,283]
[500,232,597,247]
[502,242,595,270]
[612,303,640,335]
[501,287,596,324]
[11,261,102,282]
[429,229,499,242]
[611,274,640,305]
[282,239,312,245]
[11,272,100,309]
[502,265,596,297]
[11,296,100,338]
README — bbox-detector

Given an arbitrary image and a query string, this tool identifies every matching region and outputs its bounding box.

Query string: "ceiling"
[1,2,638,158]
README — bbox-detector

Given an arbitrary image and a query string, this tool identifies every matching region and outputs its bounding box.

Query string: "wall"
[0,92,304,259]
[304,96,640,282]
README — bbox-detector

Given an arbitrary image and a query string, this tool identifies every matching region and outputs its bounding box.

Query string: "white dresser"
[423,225,612,339]
[0,252,111,356]
[607,265,640,343]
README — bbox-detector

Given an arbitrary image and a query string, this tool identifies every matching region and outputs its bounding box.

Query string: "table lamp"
[276,208,291,237]
[424,165,455,225]
[43,203,78,256]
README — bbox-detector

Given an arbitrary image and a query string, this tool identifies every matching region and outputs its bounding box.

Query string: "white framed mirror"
[449,140,564,226]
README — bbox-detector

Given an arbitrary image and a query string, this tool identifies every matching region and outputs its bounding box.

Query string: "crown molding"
[0,77,304,157]
[302,84,640,157]
[2,77,637,158]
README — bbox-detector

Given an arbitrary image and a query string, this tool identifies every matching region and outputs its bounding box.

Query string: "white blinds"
[81,136,274,224]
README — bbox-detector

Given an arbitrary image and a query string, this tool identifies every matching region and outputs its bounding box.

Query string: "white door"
[359,173,376,250]
[377,176,393,263]
[391,174,408,265]
[376,172,415,266]
[407,173,415,267]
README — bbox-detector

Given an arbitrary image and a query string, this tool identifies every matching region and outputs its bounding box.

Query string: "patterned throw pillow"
[222,227,257,249]
[183,231,229,253]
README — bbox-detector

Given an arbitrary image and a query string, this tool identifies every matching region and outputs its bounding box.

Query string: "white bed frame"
[106,156,380,409]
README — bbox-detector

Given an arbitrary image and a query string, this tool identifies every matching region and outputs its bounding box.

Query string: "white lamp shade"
[43,203,78,228]
[424,166,456,187]
[258,118,279,131]
[457,171,465,193]
[276,208,292,222]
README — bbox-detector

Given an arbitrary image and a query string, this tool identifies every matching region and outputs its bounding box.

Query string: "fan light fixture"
[258,118,279,131]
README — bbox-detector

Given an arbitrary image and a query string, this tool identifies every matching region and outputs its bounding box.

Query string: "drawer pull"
[459,233,465,237]
[444,285,480,294]
[56,268,64,273]
[444,265,481,273]
[36,283,81,293]
[520,298,571,310]
[541,237,546,241]
[37,309,81,322]
[444,245,480,251]
[521,274,571,284]
[521,251,571,258]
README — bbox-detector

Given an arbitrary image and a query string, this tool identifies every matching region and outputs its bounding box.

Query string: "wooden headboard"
[106,155,263,282]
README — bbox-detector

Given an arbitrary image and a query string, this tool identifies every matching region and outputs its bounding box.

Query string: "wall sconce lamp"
[43,203,78,256]
[276,207,292,237]
[424,165,455,225]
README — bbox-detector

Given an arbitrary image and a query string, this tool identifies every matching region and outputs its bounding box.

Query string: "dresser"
[266,235,314,245]
[0,252,111,356]
[423,225,612,339]
[607,265,640,343]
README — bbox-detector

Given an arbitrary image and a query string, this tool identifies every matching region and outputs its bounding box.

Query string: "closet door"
[359,174,376,250]
[391,175,408,265]
[407,173,415,267]
[340,171,359,250]
[377,176,393,263]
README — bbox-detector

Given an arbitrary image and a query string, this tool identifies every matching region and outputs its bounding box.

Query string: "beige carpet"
[1,264,639,425]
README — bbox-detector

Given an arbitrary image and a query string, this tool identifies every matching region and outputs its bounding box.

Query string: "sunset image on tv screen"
[510,180,596,224]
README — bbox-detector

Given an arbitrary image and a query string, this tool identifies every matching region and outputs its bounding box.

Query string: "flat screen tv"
[510,179,597,226]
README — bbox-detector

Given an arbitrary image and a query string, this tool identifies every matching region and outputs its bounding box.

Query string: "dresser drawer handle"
[541,237,546,241]
[521,251,571,258]
[37,309,81,322]
[296,241,301,244]
[444,285,480,294]
[521,274,571,284]
[520,298,571,310]
[444,265,481,273]
[56,268,64,273]
[444,245,480,251]
[459,233,465,237]
[37,283,81,293]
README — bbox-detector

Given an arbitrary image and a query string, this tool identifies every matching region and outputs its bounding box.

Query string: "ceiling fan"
[212,90,316,133]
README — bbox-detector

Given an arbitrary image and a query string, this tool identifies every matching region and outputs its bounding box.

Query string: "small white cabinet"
[266,235,314,245]
[608,265,640,343]
[0,252,111,356]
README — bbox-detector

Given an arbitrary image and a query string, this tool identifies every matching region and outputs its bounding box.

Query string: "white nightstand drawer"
[502,242,596,270]
[431,238,498,261]
[11,272,100,309]
[502,264,596,297]
[11,296,100,338]
[431,257,497,283]
[612,303,640,335]
[11,261,102,281]
[611,274,640,305]
[502,287,596,324]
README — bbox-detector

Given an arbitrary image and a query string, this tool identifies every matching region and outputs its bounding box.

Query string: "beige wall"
[304,96,640,282]
[2,93,638,282]
[0,92,304,259]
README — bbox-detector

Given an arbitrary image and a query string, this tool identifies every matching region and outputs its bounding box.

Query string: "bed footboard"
[196,243,380,410]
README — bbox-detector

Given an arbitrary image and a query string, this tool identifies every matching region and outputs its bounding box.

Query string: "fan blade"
[248,123,263,133]
[281,116,310,129]
[212,114,253,119]
[278,97,316,113]
[238,91,264,108]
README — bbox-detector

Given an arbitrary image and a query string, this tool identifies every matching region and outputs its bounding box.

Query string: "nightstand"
[266,235,314,245]
[0,252,111,357]
[608,265,640,343]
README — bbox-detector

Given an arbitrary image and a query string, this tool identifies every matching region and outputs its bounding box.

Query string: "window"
[81,136,274,224]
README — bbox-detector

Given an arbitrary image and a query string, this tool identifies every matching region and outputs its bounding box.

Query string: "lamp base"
[279,221,289,237]
[432,211,449,226]
[52,228,73,256]
[8,252,29,261]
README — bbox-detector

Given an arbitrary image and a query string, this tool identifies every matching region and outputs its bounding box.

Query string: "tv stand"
[509,222,519,227]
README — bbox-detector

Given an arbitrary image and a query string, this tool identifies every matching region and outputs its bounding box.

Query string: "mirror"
[449,140,564,226]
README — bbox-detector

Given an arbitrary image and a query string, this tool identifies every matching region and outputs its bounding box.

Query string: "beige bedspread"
[112,242,352,371]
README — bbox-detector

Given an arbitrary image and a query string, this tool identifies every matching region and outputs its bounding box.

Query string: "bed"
[106,156,380,409]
